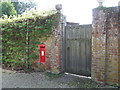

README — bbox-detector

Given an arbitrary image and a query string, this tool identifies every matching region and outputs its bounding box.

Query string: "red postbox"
[40,44,46,63]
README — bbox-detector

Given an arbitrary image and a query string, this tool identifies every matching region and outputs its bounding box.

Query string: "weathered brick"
[92,7,120,86]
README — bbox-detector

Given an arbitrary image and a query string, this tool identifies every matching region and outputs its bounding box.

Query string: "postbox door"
[40,44,46,63]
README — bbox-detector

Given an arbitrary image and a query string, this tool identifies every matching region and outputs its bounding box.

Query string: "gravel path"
[2,69,75,88]
[1,69,118,88]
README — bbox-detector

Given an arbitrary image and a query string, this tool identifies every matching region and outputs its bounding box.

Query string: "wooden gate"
[63,23,92,76]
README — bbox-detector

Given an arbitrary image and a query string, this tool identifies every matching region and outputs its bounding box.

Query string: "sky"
[33,0,119,24]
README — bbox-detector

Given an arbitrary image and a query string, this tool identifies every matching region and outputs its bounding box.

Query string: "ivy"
[2,10,60,70]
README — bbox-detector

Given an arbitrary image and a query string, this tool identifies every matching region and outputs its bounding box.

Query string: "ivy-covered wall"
[1,10,62,72]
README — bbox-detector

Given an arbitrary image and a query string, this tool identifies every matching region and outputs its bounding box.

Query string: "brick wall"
[92,7,120,86]
[45,25,62,74]
[34,13,64,74]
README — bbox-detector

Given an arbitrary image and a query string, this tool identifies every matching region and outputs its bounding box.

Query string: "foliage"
[1,10,60,70]
[0,1,17,17]
[45,72,63,81]
[11,0,36,14]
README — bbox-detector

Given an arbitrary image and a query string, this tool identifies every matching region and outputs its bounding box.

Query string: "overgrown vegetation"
[45,72,63,81]
[1,10,60,70]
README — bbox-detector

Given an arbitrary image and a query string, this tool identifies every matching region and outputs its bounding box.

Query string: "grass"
[45,71,63,81]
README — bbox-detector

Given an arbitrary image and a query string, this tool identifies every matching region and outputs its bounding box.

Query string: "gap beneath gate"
[65,72,91,79]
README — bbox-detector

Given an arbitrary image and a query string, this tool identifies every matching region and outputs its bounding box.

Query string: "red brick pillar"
[92,7,120,86]
[92,8,107,83]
